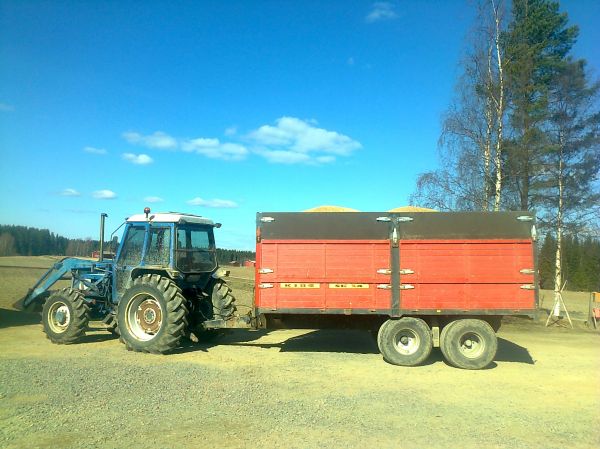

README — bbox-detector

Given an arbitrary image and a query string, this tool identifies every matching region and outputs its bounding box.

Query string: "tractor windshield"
[175,225,217,272]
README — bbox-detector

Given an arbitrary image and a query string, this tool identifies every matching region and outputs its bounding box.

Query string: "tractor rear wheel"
[42,288,90,344]
[210,279,237,320]
[117,274,188,354]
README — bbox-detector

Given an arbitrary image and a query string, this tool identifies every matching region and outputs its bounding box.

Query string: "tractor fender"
[211,267,230,280]
[130,267,176,282]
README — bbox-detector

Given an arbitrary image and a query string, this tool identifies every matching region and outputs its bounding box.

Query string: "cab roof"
[126,212,215,226]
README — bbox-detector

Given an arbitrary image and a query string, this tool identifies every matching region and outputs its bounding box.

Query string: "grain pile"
[303,205,359,212]
[387,206,437,212]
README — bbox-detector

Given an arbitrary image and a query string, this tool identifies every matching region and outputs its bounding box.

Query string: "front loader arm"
[15,258,95,310]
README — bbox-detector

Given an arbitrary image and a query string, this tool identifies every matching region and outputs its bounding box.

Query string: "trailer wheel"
[118,274,188,354]
[42,288,90,344]
[440,319,497,370]
[377,318,432,366]
[210,280,237,320]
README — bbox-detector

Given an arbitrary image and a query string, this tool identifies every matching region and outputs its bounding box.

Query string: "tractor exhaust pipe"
[99,213,108,262]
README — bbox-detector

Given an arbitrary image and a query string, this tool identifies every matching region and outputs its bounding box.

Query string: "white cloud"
[60,188,81,197]
[122,131,177,149]
[255,150,311,165]
[187,197,238,208]
[93,190,117,200]
[366,2,399,23]
[144,196,164,203]
[182,138,248,161]
[224,126,237,136]
[122,153,153,165]
[0,103,14,112]
[248,117,361,164]
[83,146,107,155]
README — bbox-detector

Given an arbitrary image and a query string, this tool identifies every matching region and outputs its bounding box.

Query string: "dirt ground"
[0,257,599,449]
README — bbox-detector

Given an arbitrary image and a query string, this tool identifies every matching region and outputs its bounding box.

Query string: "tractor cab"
[114,211,220,300]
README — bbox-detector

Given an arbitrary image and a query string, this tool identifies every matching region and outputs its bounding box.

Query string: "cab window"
[145,227,171,266]
[175,226,216,272]
[118,226,146,266]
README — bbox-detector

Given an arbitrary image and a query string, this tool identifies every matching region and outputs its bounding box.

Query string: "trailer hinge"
[520,284,536,290]
[392,227,399,246]
[377,268,414,275]
[258,268,273,274]
[519,268,535,275]
[517,215,533,222]
[376,216,391,222]
[260,216,275,223]
[377,284,392,289]
[258,283,274,289]
[399,284,415,290]
[397,216,413,222]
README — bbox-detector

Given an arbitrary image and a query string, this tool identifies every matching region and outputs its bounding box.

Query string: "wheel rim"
[393,328,420,355]
[48,301,70,333]
[126,293,163,341]
[458,331,486,359]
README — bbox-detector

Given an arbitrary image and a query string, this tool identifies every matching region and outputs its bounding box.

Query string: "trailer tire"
[42,288,90,344]
[210,280,237,320]
[118,274,188,354]
[378,317,432,366]
[440,319,497,370]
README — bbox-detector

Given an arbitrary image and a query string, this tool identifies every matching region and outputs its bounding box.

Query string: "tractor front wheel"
[117,274,188,354]
[42,288,90,344]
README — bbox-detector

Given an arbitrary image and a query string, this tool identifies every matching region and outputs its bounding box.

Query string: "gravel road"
[1,316,599,449]
[0,260,598,448]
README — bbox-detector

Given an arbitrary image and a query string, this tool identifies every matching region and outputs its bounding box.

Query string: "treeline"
[539,234,600,291]
[0,225,255,263]
[0,225,93,257]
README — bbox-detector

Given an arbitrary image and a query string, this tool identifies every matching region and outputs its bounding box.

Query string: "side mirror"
[214,223,222,228]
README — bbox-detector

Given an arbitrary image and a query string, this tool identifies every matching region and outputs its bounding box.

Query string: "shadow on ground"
[496,337,535,364]
[182,330,535,367]
[0,308,40,329]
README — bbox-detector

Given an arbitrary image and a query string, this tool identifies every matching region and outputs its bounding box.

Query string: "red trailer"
[254,211,538,369]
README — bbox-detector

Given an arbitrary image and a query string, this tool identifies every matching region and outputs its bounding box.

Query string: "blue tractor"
[19,208,239,353]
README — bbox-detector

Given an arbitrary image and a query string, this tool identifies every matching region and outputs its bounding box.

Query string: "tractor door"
[113,224,147,301]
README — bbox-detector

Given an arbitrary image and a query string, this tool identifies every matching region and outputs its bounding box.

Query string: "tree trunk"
[553,144,564,316]
[492,0,504,211]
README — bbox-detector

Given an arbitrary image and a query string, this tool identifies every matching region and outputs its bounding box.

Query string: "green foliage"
[503,0,580,210]
[538,233,600,291]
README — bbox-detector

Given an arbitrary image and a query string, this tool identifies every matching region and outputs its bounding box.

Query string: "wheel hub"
[459,332,484,358]
[394,329,420,355]
[48,302,71,333]
[55,306,69,326]
[135,299,162,334]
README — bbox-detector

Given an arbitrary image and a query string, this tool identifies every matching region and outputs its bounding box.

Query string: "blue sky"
[1,0,598,250]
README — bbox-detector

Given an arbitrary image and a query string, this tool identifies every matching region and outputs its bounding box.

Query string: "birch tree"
[543,60,600,311]
[411,0,507,211]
